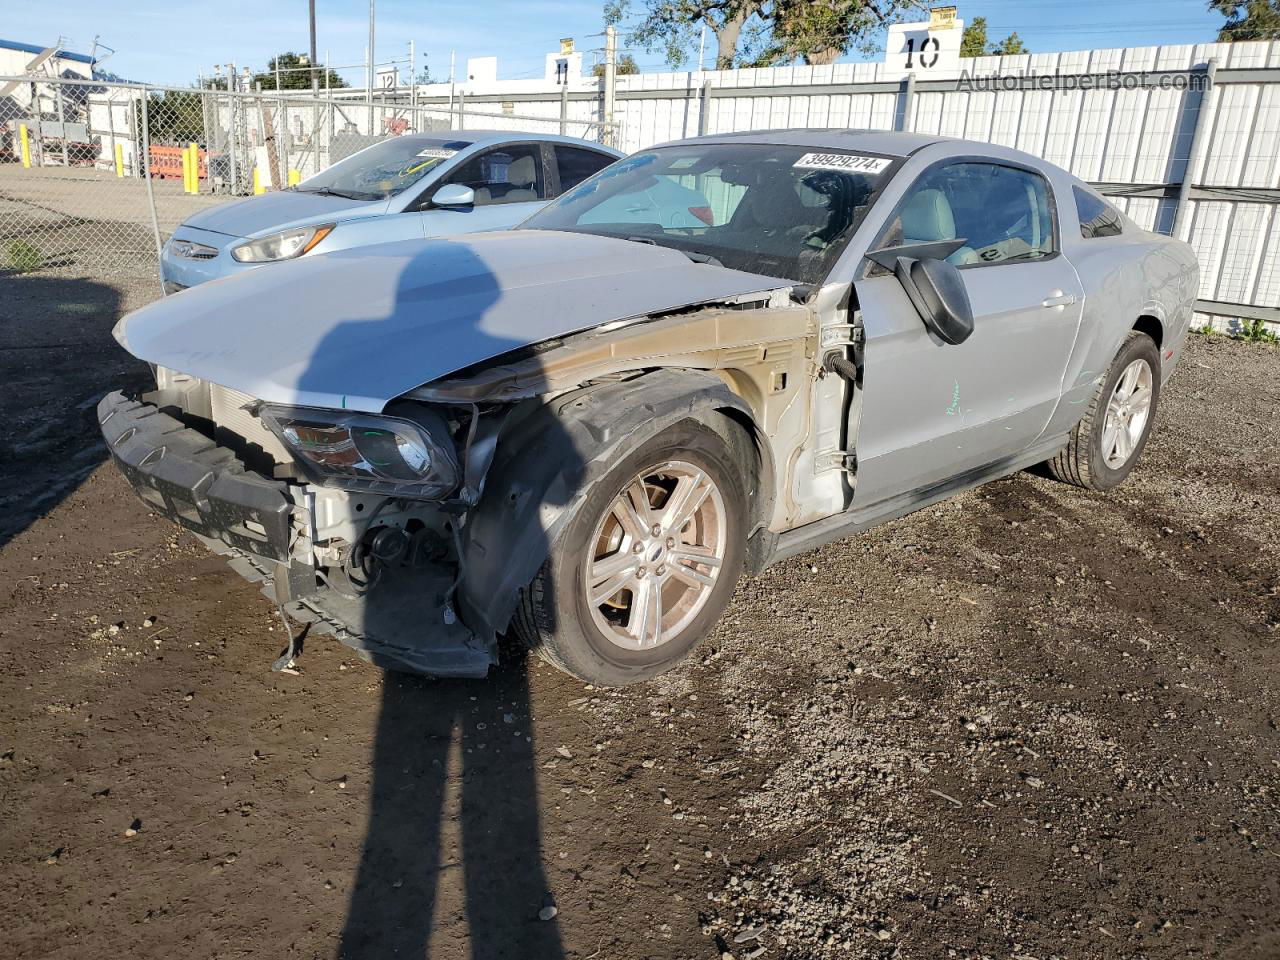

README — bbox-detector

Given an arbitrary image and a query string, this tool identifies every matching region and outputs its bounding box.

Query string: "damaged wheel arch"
[455,368,775,643]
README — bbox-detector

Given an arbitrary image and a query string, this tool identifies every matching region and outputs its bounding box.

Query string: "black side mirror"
[866,244,974,345]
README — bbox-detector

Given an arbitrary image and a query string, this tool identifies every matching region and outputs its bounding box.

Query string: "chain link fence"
[0,76,615,287]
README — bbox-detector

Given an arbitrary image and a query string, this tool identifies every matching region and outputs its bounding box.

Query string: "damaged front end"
[98,374,507,677]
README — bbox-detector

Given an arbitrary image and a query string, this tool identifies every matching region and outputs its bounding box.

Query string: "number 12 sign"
[882,19,964,80]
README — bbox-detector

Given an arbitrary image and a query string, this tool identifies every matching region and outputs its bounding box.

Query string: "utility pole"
[603,24,617,147]
[367,0,375,135]
[308,0,319,93]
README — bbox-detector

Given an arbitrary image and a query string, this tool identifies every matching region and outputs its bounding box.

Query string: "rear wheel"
[512,419,748,686]
[1045,330,1160,490]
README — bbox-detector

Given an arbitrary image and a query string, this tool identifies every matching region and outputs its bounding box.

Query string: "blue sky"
[4,0,1228,86]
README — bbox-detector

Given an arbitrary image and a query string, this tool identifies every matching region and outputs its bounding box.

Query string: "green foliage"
[1209,0,1280,40]
[1239,317,1280,343]
[593,53,641,76]
[1193,320,1219,336]
[145,90,205,145]
[610,0,926,70]
[253,52,349,91]
[961,16,1028,57]
[7,239,42,273]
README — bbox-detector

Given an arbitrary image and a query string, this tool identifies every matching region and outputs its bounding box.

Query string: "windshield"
[295,137,472,201]
[519,142,895,284]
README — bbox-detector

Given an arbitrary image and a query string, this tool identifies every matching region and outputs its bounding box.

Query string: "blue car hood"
[180,190,386,237]
[115,230,785,412]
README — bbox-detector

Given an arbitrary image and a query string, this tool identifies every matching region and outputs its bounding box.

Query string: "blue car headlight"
[231,224,335,263]
[259,405,460,500]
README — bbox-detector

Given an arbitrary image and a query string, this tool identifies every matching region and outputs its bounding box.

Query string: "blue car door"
[417,142,551,237]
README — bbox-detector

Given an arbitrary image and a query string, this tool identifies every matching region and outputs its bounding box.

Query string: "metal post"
[309,0,319,94]
[1172,58,1218,241]
[898,73,916,132]
[409,39,416,126]
[603,25,617,147]
[54,79,68,165]
[698,79,715,136]
[227,66,240,193]
[138,88,166,296]
[106,90,119,176]
[560,81,569,135]
[367,0,376,135]
[456,89,465,130]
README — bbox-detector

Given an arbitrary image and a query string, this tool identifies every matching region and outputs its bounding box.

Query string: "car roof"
[392,130,624,155]
[660,128,953,157]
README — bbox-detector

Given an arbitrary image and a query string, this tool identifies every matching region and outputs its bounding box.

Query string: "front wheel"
[1045,330,1161,490]
[511,419,749,686]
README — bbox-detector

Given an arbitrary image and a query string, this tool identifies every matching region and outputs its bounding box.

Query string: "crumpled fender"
[456,368,773,640]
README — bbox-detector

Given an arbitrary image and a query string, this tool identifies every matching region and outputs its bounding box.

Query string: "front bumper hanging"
[97,391,313,595]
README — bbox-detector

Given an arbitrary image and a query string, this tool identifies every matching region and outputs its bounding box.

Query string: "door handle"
[1042,291,1077,308]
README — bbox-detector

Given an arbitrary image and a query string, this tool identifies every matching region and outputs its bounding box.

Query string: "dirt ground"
[1,263,1278,960]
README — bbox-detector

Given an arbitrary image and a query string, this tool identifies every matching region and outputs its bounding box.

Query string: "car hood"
[114,230,786,412]
[180,190,387,238]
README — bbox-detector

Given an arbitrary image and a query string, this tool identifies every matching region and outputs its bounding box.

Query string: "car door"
[849,159,1085,504]
[418,142,550,236]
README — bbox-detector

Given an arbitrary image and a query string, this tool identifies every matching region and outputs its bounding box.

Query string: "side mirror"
[866,245,974,345]
[431,184,475,208]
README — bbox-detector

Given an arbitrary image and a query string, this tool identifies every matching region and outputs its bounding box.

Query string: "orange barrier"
[149,144,208,180]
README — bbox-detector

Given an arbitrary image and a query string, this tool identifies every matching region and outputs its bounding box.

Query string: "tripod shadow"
[283,239,569,959]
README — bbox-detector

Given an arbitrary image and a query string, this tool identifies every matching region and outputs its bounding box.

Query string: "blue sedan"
[159,130,623,291]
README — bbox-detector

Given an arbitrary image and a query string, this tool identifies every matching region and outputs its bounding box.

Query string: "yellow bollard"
[114,142,124,177]
[187,142,198,194]
[180,145,190,193]
[19,124,32,168]
[253,167,264,196]
[287,168,301,187]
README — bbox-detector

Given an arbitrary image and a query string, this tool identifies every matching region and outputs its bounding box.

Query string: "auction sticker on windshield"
[417,148,458,159]
[794,153,892,174]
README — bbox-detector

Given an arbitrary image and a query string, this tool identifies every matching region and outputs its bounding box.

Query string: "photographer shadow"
[289,239,570,959]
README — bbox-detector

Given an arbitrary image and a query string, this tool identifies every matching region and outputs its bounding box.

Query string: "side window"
[443,144,545,206]
[555,146,616,193]
[876,162,1056,268]
[1074,186,1123,239]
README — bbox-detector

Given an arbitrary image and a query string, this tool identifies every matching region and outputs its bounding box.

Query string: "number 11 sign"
[882,19,964,80]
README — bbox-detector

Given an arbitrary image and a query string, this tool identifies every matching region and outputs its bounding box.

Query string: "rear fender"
[456,368,772,639]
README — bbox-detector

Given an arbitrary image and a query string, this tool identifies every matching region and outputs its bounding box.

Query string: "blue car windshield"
[520,143,895,284]
[295,137,472,201]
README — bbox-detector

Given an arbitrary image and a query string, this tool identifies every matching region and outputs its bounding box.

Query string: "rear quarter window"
[555,146,617,192]
[1074,186,1123,239]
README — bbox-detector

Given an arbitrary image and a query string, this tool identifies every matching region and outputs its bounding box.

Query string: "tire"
[1045,330,1161,491]
[512,418,749,686]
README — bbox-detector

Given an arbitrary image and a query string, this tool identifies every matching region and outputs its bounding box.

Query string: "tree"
[593,53,642,76]
[960,16,1028,57]
[609,0,764,69]
[1209,0,1280,40]
[145,90,206,144]
[609,0,926,69]
[759,0,926,66]
[252,52,348,90]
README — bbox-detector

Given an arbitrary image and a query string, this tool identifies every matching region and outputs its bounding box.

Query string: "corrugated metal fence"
[416,38,1280,332]
[2,38,1279,331]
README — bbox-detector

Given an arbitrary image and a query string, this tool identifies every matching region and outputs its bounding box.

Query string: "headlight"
[259,405,460,500]
[231,224,335,263]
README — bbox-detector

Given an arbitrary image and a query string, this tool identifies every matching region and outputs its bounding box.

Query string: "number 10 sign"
[882,19,964,80]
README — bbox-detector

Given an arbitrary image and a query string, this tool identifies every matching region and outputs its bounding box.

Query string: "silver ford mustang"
[102,129,1198,686]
